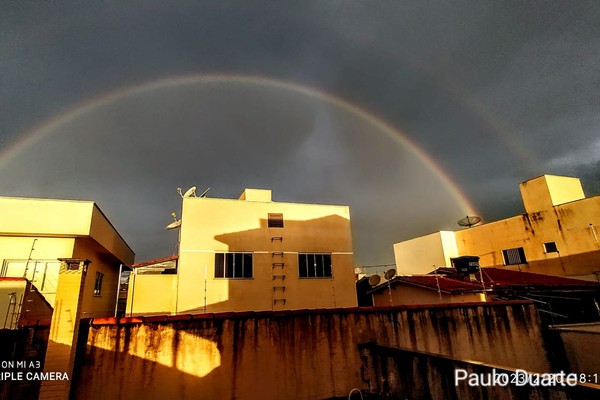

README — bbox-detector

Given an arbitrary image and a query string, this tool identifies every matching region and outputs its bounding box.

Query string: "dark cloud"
[1,1,600,264]
[0,81,466,264]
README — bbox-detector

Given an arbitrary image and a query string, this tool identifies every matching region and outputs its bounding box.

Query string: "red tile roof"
[477,268,600,289]
[132,255,179,268]
[432,267,600,289]
[370,267,600,295]
[370,275,485,294]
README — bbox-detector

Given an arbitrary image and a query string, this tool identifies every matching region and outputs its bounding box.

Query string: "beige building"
[0,196,134,400]
[0,197,135,315]
[394,175,600,280]
[127,188,357,315]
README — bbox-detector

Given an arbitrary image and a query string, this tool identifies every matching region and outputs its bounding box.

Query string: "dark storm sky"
[1,1,599,265]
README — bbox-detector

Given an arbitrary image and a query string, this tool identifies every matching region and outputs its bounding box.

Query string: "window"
[268,213,284,228]
[502,247,527,265]
[298,254,332,278]
[94,272,104,296]
[543,242,558,253]
[214,253,253,278]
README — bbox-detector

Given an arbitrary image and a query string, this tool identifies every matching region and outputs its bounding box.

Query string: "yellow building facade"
[127,189,357,315]
[0,197,134,315]
[0,196,135,400]
[394,175,600,281]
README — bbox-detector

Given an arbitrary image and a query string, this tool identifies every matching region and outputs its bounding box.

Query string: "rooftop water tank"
[451,256,480,273]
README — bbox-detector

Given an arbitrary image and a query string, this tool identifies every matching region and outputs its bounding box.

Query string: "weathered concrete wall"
[72,302,551,400]
[0,325,49,400]
[550,322,600,376]
[454,196,600,279]
[360,343,600,399]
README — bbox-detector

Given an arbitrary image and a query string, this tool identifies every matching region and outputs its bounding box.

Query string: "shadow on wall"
[213,215,352,250]
[72,319,227,400]
[72,302,553,400]
[206,215,355,312]
[128,215,354,316]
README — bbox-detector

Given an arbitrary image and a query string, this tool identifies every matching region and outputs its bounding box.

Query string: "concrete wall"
[128,192,357,315]
[126,274,178,316]
[73,302,551,400]
[360,343,599,399]
[550,322,600,376]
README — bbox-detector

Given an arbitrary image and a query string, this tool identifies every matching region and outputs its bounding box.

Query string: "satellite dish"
[199,187,211,198]
[458,215,482,228]
[165,220,182,230]
[384,269,396,280]
[183,186,197,198]
[368,275,381,286]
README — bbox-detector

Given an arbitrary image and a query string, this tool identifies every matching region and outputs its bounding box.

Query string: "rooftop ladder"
[271,235,286,308]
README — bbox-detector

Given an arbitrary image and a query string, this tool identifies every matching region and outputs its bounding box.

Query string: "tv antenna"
[458,215,482,228]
